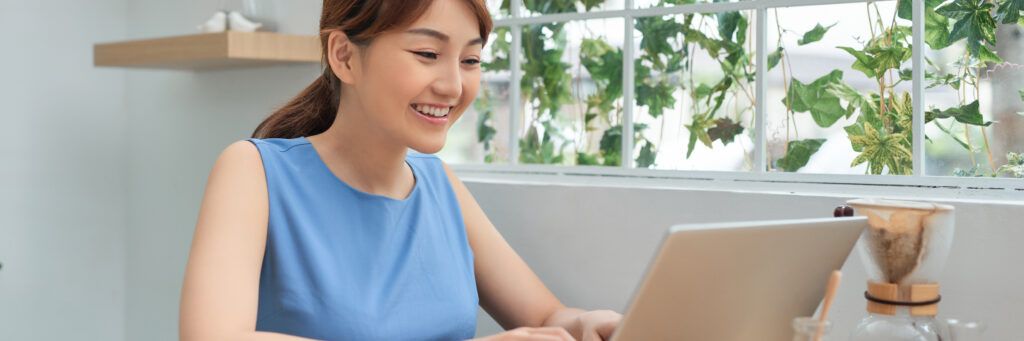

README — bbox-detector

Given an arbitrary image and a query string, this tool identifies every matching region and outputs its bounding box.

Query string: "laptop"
[609,216,867,341]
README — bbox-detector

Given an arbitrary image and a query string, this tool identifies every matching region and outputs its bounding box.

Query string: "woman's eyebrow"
[405,27,484,46]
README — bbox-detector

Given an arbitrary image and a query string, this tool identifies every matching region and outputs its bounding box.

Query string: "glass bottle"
[945,318,986,341]
[849,310,946,341]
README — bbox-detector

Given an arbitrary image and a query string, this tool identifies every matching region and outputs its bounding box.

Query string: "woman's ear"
[326,30,359,85]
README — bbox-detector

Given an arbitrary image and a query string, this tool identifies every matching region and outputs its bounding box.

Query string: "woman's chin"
[408,138,446,155]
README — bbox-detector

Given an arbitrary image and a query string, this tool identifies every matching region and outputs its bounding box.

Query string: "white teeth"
[413,104,450,117]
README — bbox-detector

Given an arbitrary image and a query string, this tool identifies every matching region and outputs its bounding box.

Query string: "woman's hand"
[470,326,575,340]
[575,310,622,341]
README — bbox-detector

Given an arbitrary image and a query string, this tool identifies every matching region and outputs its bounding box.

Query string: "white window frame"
[452,0,1024,199]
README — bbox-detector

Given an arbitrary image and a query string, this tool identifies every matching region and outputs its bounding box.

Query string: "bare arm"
[441,162,611,340]
[179,141,318,341]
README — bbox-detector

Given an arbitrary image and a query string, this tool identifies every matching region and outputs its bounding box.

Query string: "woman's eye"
[413,51,439,59]
[463,58,481,66]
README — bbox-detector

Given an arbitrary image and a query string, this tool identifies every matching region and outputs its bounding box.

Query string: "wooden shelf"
[93,32,321,70]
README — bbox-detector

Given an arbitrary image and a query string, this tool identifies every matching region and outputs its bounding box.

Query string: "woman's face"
[341,0,485,154]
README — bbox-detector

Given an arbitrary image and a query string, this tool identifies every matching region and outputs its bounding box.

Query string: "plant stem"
[965,124,977,167]
[975,71,995,172]
[773,9,793,155]
[866,3,876,39]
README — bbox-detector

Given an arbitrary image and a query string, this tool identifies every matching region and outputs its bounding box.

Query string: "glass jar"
[792,317,831,341]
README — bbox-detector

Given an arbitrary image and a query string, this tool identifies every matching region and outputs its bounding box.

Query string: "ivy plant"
[474,0,1024,177]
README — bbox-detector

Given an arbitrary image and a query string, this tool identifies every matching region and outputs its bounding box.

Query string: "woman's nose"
[431,60,462,99]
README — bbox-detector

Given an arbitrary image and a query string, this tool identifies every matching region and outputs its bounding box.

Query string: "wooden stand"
[866,281,940,316]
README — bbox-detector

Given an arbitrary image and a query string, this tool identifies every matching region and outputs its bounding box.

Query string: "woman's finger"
[525,326,574,341]
[581,327,602,341]
[596,319,620,339]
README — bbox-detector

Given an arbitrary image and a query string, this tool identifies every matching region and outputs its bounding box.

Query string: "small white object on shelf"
[228,11,263,32]
[197,11,228,33]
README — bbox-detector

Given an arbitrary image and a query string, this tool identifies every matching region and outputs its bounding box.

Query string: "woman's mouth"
[410,103,452,125]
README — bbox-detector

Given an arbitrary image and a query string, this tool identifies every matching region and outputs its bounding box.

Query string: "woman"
[179,0,622,340]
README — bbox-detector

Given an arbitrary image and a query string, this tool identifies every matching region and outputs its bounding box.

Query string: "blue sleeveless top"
[247,137,478,340]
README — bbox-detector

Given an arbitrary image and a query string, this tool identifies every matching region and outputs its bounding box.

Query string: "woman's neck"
[307,106,414,200]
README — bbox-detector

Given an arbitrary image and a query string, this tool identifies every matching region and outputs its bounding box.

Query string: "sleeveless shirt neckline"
[299,136,421,203]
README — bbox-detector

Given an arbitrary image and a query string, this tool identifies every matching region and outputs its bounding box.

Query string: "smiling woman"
[179,0,622,340]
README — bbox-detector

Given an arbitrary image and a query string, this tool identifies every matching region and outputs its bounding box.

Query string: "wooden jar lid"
[865,281,940,316]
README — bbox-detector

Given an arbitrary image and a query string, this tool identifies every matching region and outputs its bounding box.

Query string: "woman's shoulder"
[214,140,266,177]
[221,140,262,164]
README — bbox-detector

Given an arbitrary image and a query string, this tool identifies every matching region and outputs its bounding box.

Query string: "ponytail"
[251,69,339,139]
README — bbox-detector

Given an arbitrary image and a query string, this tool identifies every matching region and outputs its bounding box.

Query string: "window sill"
[451,164,1024,203]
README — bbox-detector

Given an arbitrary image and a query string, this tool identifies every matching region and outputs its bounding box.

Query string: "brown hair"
[251,0,493,139]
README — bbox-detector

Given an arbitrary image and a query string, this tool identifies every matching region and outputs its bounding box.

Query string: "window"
[440,0,1024,190]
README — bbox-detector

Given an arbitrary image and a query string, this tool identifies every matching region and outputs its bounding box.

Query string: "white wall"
[121,1,323,339]
[463,179,1024,340]
[0,1,128,340]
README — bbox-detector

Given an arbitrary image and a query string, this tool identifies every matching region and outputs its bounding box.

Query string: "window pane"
[486,0,511,19]
[521,0,623,16]
[766,1,914,175]
[923,0,1024,178]
[632,11,757,171]
[635,0,753,8]
[518,18,625,165]
[438,28,512,164]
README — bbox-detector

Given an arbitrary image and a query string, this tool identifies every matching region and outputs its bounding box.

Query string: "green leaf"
[684,114,714,158]
[767,47,784,71]
[717,11,744,42]
[637,76,676,118]
[776,139,826,172]
[939,0,998,58]
[798,23,836,45]
[707,118,745,145]
[898,68,913,82]
[847,124,912,175]
[925,100,992,126]
[636,140,657,168]
[996,0,1024,24]
[523,0,576,14]
[997,152,1024,177]
[693,83,713,100]
[576,152,601,166]
[636,16,685,65]
[735,13,749,47]
[683,27,723,59]
[521,23,573,118]
[838,46,878,78]
[784,70,848,128]
[580,0,605,11]
[865,44,912,75]
[476,109,496,146]
[596,123,651,167]
[580,38,624,100]
[897,0,946,20]
[925,9,952,50]
[978,44,1004,64]
[828,81,876,120]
